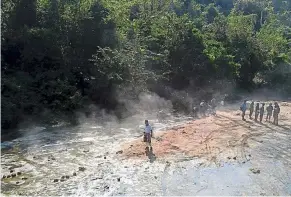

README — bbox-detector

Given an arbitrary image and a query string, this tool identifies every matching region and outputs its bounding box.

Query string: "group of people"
[240,100,281,125]
[193,98,217,118]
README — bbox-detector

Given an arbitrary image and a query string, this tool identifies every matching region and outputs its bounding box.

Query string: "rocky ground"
[1,100,291,196]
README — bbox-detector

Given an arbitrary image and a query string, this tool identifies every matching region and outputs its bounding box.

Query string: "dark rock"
[249,154,251,157]
[21,177,28,180]
[117,178,120,182]
[11,173,16,177]
[250,168,260,174]
[7,175,11,178]
[50,156,56,160]
[154,176,157,179]
[104,185,109,190]
[65,175,69,179]
[53,179,59,182]
[17,172,21,176]
[33,156,37,159]
[104,156,107,159]
[83,150,89,153]
[233,156,237,160]
[73,172,77,176]
[60,179,65,182]
[2,175,7,179]
[227,157,231,159]
[61,176,65,179]
[116,150,123,154]
[10,170,14,173]
[16,181,20,184]
[79,167,86,172]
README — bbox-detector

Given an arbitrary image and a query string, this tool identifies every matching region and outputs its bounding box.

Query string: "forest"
[1,0,291,131]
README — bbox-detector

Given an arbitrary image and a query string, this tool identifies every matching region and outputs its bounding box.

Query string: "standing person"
[240,100,247,121]
[255,103,260,121]
[273,102,280,125]
[259,103,265,122]
[144,120,153,147]
[200,100,206,117]
[193,106,199,118]
[249,101,254,119]
[266,103,273,122]
[210,98,217,116]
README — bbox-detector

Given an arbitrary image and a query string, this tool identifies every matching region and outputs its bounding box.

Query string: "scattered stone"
[17,172,21,176]
[11,173,16,177]
[116,150,123,154]
[117,178,120,182]
[242,161,246,164]
[2,175,7,179]
[61,176,65,179]
[10,170,14,173]
[83,150,89,153]
[50,156,56,160]
[33,156,37,159]
[104,185,109,190]
[227,156,231,160]
[124,166,128,168]
[154,176,157,179]
[65,175,69,179]
[53,179,58,182]
[7,175,11,178]
[233,156,237,160]
[79,167,86,172]
[60,179,65,182]
[16,181,20,184]
[104,156,107,159]
[250,168,260,174]
[73,172,77,176]
[21,177,28,180]
[249,154,251,157]
[129,145,133,148]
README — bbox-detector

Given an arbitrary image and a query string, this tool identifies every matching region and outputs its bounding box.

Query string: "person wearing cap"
[144,120,153,147]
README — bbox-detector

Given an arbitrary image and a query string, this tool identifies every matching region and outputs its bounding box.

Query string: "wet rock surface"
[1,101,291,196]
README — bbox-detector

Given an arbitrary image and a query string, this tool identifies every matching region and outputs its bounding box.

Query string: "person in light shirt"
[144,120,153,147]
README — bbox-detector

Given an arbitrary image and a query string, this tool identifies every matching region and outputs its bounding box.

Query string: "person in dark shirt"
[254,103,260,121]
[266,103,273,122]
[273,102,280,125]
[249,101,254,119]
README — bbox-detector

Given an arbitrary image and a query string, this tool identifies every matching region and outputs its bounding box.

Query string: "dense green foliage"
[1,0,291,130]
